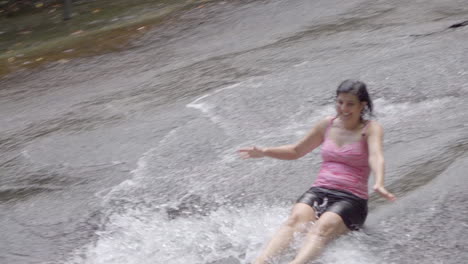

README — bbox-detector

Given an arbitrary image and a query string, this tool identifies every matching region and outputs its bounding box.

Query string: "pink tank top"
[312,117,371,199]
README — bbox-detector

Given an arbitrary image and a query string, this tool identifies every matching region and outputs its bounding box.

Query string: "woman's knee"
[285,214,304,228]
[310,212,347,238]
[310,221,335,238]
[284,204,316,230]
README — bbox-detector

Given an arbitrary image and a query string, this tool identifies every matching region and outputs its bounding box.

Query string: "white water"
[65,80,468,263]
[3,0,468,263]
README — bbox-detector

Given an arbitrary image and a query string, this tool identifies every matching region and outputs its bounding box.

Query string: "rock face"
[448,20,468,28]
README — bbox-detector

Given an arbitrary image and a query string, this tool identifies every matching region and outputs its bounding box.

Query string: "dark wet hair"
[336,79,373,118]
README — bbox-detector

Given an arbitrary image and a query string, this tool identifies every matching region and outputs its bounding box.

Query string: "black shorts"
[296,187,368,231]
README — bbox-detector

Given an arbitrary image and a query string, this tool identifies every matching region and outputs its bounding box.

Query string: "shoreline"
[0,0,213,78]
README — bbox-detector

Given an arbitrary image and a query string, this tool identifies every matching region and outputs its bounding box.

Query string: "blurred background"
[1,0,468,263]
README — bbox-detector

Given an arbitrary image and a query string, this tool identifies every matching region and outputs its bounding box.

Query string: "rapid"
[1,0,467,263]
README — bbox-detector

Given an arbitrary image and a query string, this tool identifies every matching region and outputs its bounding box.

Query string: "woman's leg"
[253,203,317,264]
[289,212,349,264]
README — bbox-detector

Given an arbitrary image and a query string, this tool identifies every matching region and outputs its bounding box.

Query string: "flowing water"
[1,0,468,263]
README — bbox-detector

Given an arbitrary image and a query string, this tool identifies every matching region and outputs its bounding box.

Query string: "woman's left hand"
[373,185,396,201]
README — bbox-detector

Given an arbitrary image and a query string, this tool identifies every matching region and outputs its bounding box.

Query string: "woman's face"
[335,93,367,122]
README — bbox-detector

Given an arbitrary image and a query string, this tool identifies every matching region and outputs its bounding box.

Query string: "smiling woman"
[335,80,373,123]
[238,79,396,264]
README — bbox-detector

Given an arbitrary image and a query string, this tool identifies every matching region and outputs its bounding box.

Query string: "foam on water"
[319,233,380,264]
[374,96,456,122]
[68,82,467,264]
[186,82,244,135]
[67,201,289,264]
[92,124,188,205]
[67,199,384,264]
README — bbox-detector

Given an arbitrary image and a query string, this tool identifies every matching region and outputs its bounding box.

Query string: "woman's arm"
[367,122,396,201]
[238,117,331,160]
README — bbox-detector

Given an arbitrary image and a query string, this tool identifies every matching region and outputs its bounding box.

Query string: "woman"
[238,80,396,264]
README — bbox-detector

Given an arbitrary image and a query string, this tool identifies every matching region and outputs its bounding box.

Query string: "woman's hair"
[336,79,373,118]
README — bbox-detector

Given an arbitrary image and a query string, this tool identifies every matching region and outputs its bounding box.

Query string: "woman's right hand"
[238,146,265,159]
